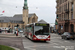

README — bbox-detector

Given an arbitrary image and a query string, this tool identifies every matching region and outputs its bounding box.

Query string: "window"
[35,26,49,35]
[0,20,1,22]
[71,3,73,11]
[62,15,63,21]
[58,14,61,21]
[57,15,58,19]
[71,13,73,19]
[64,14,65,20]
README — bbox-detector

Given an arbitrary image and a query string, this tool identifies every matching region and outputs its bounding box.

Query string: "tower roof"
[23,0,28,9]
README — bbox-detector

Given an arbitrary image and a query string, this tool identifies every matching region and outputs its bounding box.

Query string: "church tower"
[23,0,28,25]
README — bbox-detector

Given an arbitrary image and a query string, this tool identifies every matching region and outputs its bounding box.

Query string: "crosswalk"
[21,33,75,50]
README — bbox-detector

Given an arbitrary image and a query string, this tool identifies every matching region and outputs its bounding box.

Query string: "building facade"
[55,17,58,33]
[0,0,38,29]
[56,0,75,33]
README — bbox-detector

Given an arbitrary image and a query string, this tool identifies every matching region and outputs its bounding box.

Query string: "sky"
[0,0,56,24]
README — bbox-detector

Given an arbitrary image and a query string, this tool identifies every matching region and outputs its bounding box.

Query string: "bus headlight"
[34,37,37,39]
[47,35,50,39]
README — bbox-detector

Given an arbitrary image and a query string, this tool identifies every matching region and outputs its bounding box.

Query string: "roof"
[38,19,48,24]
[0,13,34,23]
[13,14,22,18]
[0,16,23,23]
[29,14,34,17]
[13,13,34,18]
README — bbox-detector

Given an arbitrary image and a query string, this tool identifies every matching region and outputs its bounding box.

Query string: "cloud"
[0,0,56,23]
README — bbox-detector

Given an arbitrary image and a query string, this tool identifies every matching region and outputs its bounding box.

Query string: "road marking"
[65,48,67,50]
[24,44,53,50]
[24,45,48,48]
[53,43,59,45]
[64,41,69,43]
[51,40,64,44]
[53,46,61,48]
[24,45,48,50]
[24,47,36,50]
[51,37,61,39]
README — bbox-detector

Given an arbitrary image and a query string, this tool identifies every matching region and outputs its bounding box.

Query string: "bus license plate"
[41,39,44,41]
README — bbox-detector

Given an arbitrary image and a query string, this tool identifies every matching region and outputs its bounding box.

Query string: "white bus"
[24,23,50,41]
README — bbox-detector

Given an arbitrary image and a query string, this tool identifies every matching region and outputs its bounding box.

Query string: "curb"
[10,46,21,50]
[0,34,21,38]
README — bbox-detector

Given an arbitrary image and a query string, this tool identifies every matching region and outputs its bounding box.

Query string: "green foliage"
[0,45,15,50]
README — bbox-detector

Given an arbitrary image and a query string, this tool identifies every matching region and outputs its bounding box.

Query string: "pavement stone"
[0,33,21,37]
[0,33,25,50]
[10,46,21,50]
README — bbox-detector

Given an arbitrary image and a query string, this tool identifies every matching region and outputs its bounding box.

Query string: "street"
[0,33,75,50]
[22,33,75,50]
[0,33,25,50]
[0,0,75,50]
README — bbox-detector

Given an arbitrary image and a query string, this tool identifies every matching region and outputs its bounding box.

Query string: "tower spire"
[23,0,28,9]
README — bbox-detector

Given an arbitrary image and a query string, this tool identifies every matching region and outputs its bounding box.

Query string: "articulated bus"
[24,23,50,41]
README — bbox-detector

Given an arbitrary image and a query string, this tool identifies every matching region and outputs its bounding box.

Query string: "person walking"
[16,29,18,36]
[0,29,2,33]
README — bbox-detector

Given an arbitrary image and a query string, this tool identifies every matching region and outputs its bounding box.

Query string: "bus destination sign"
[35,23,49,26]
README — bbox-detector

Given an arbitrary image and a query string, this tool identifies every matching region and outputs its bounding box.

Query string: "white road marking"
[24,45,51,48]
[53,46,61,48]
[24,45,47,50]
[52,43,59,45]
[65,48,67,50]
[64,41,69,43]
[24,47,36,50]
[51,37,61,38]
[53,46,74,50]
[57,41,64,44]
[51,40,64,44]
[24,44,54,50]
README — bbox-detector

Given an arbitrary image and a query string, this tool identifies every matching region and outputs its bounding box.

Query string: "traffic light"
[55,21,58,25]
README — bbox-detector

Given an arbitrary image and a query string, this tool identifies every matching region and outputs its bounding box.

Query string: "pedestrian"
[0,29,2,33]
[10,28,12,33]
[16,29,18,36]
[5,28,6,33]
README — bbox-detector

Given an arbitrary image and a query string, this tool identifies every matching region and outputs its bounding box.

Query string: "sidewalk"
[0,33,25,50]
[0,33,21,37]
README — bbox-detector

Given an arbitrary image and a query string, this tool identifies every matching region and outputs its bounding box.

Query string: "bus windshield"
[34,26,49,35]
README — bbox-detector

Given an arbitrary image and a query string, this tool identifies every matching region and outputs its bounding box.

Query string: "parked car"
[61,32,75,40]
